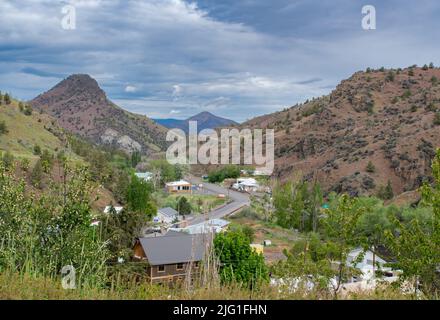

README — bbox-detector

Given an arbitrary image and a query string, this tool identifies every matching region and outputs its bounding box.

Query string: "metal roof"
[158,207,179,218]
[138,233,209,265]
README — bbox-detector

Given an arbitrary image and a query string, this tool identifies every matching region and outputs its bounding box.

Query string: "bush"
[214,229,269,289]
[434,113,440,126]
[33,145,41,155]
[23,105,33,116]
[0,121,7,135]
[208,165,240,183]
[366,161,376,173]
[1,152,15,169]
[377,180,394,200]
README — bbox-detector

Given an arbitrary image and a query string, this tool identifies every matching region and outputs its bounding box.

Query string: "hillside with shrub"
[240,65,440,198]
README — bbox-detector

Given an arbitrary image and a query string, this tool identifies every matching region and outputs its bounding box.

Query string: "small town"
[1,1,440,314]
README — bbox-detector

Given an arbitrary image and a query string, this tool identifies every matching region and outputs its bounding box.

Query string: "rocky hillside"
[30,74,167,154]
[154,111,238,133]
[241,65,440,197]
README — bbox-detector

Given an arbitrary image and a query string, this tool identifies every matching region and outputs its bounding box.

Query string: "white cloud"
[125,85,137,93]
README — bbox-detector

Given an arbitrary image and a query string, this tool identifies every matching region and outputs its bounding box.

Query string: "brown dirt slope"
[30,74,167,155]
[241,66,440,197]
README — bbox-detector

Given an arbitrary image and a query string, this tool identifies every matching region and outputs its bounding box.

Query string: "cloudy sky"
[0,0,439,122]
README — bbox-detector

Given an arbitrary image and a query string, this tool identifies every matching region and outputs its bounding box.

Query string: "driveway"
[186,175,250,225]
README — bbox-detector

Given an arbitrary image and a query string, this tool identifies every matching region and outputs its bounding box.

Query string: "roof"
[158,207,179,218]
[165,180,191,186]
[237,178,259,187]
[169,219,229,235]
[135,172,152,179]
[103,206,123,214]
[138,233,209,265]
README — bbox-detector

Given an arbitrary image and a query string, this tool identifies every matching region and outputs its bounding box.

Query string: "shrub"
[33,145,41,155]
[31,159,43,188]
[366,161,376,173]
[434,113,440,126]
[0,121,7,135]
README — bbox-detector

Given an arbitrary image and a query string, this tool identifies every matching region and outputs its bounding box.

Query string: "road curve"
[186,175,250,225]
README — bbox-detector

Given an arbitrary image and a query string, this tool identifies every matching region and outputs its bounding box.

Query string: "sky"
[0,0,439,122]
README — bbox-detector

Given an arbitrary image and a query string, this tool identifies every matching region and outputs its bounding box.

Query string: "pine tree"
[366,161,376,173]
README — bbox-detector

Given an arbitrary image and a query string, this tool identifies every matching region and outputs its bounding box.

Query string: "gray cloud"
[0,0,439,121]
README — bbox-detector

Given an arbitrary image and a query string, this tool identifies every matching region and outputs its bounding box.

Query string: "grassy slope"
[0,100,65,160]
[0,98,116,211]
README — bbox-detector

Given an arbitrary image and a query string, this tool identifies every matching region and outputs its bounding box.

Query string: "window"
[194,261,200,269]
[158,265,165,272]
[176,263,184,270]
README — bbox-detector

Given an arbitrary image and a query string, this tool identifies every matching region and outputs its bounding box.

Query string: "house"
[154,207,179,225]
[135,172,153,182]
[133,232,210,285]
[346,248,392,282]
[232,178,259,192]
[169,218,230,235]
[165,180,192,193]
[103,206,124,214]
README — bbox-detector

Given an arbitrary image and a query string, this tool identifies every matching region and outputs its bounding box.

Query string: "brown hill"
[30,74,167,154]
[241,66,440,197]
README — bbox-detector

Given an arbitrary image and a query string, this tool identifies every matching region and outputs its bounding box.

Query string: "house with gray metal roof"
[153,207,179,226]
[133,232,211,285]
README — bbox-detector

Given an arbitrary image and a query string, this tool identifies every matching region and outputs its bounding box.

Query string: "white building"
[135,172,153,181]
[154,207,179,225]
[232,178,259,192]
[346,248,391,282]
[103,206,124,214]
[169,218,230,235]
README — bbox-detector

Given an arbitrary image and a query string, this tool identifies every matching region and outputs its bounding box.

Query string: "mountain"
[239,66,440,197]
[0,97,117,210]
[30,74,167,154]
[154,111,238,133]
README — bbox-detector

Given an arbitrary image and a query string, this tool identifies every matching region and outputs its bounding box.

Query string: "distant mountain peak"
[154,111,238,133]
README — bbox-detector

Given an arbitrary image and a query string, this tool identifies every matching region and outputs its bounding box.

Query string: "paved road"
[186,176,250,225]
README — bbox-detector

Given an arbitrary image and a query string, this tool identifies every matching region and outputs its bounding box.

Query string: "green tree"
[41,149,53,173]
[214,229,269,288]
[176,196,192,216]
[322,194,364,297]
[366,161,376,173]
[386,149,440,297]
[241,225,255,243]
[126,175,156,218]
[131,151,141,168]
[377,180,394,200]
